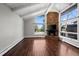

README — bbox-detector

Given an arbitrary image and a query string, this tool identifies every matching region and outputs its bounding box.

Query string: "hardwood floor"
[4,36,79,56]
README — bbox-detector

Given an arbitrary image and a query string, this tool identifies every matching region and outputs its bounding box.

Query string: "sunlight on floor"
[32,39,48,55]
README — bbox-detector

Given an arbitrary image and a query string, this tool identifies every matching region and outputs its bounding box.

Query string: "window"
[67,5,77,20]
[61,32,66,36]
[34,16,45,33]
[67,19,77,32]
[61,4,77,20]
[60,4,77,40]
[61,14,67,31]
[61,4,77,32]
[67,33,77,39]
[66,4,77,33]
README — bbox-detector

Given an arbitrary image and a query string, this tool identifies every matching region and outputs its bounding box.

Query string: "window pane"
[35,16,44,24]
[35,24,44,32]
[72,8,77,18]
[61,25,66,31]
[68,8,77,20]
[67,18,77,32]
[67,33,77,39]
[68,11,73,19]
[67,24,77,32]
[35,15,45,32]
[61,33,66,36]
[61,14,67,21]
[61,14,67,31]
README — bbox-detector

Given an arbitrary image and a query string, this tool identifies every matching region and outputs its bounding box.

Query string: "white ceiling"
[4,3,70,20]
[53,3,71,11]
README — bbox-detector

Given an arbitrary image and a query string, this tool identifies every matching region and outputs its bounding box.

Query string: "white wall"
[0,4,24,55]
[24,18,45,38]
[24,18,35,37]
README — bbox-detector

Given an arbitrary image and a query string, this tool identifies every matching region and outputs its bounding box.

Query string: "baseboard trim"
[24,35,45,38]
[0,37,24,56]
[24,36,45,39]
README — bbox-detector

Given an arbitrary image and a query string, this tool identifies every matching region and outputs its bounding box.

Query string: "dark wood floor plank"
[3,36,79,56]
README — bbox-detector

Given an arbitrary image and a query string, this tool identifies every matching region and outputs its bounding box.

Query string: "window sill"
[34,32,45,35]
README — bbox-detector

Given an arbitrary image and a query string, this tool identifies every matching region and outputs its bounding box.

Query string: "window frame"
[60,4,78,40]
[34,16,45,33]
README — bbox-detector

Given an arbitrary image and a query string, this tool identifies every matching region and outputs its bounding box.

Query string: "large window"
[61,12,67,32]
[34,16,45,33]
[60,4,77,39]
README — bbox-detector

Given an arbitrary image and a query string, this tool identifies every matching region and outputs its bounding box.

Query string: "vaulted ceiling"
[4,3,71,20]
